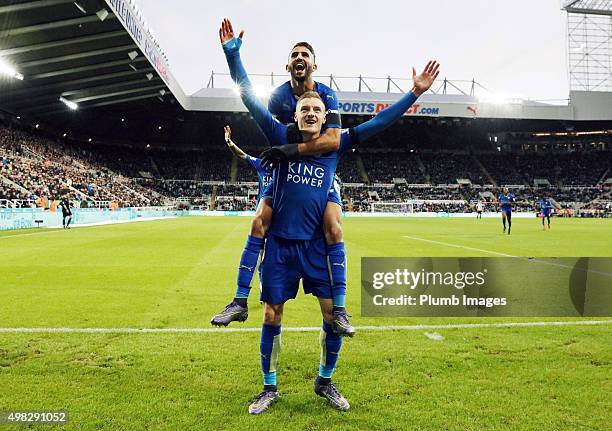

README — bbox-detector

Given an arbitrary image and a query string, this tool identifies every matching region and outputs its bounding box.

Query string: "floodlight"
[59,96,78,110]
[0,58,24,80]
[96,8,109,21]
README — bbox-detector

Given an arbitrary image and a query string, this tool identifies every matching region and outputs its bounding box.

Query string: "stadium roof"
[563,0,612,15]
[0,0,610,147]
[0,0,174,122]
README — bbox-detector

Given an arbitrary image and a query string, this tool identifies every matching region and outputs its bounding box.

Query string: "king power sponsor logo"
[338,102,440,116]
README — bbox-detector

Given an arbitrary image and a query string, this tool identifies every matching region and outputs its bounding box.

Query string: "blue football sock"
[319,321,342,379]
[261,324,281,386]
[326,242,347,309]
[235,235,265,299]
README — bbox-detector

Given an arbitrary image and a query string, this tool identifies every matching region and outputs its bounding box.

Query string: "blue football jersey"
[539,198,553,211]
[268,81,341,128]
[498,193,515,208]
[269,131,353,239]
[224,42,420,238]
[245,155,272,203]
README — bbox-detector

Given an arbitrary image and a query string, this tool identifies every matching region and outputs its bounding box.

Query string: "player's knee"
[263,305,282,325]
[319,300,334,323]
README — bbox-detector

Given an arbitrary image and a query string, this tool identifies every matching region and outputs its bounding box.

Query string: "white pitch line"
[402,235,515,257]
[0,320,610,333]
[401,235,612,277]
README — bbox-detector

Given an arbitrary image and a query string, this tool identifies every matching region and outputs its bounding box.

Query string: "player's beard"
[292,64,312,83]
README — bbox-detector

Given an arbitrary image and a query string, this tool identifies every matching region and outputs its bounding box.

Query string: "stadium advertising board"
[0,208,180,230]
[338,101,441,116]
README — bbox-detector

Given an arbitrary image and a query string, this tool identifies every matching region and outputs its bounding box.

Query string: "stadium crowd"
[0,126,162,207]
[1,124,609,216]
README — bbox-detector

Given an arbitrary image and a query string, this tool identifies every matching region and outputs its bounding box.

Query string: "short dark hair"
[297,91,323,105]
[291,42,315,60]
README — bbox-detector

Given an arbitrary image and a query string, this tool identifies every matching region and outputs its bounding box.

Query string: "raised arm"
[219,19,287,146]
[224,125,247,161]
[353,61,440,144]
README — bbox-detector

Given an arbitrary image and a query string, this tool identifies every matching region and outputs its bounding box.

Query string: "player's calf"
[214,200,271,326]
[325,241,355,337]
[315,321,349,409]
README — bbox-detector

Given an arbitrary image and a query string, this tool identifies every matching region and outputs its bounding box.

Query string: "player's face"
[503,187,509,194]
[295,97,326,134]
[286,47,316,82]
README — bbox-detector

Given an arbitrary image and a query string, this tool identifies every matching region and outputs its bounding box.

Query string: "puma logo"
[332,262,345,268]
[240,265,254,272]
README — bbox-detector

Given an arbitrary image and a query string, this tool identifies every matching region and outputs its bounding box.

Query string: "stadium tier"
[1,121,610,216]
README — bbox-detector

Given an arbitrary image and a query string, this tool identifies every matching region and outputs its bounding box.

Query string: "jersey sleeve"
[323,88,342,129]
[338,129,358,154]
[268,90,281,119]
[245,154,257,169]
[351,91,418,145]
[223,42,288,146]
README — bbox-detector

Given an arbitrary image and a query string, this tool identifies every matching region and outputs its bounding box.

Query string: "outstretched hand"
[224,125,232,145]
[412,60,440,96]
[219,18,244,45]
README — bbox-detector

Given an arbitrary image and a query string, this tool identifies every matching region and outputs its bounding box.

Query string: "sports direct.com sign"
[338,102,440,116]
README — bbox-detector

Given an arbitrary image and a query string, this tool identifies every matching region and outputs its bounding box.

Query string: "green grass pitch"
[1,216,610,430]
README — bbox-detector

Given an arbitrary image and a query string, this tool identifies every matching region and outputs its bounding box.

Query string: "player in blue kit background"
[211,22,354,337]
[498,187,515,234]
[538,193,558,230]
[219,17,440,415]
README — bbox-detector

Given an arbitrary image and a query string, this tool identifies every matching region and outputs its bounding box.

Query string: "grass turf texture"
[1,216,611,430]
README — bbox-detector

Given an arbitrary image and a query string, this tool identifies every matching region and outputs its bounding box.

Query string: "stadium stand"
[1,121,609,216]
[360,150,425,183]
[477,153,526,185]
